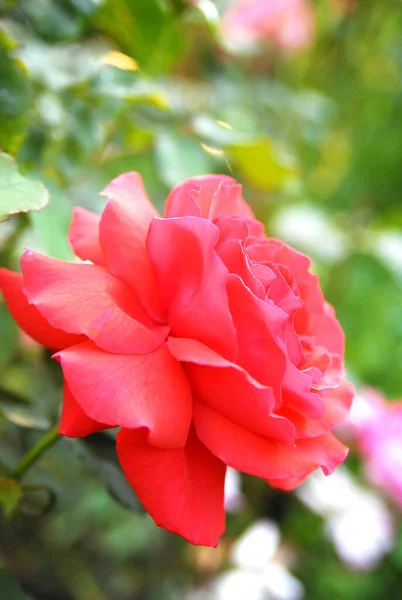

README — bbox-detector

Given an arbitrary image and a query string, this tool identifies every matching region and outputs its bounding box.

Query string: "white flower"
[326,492,395,571]
[224,468,246,513]
[262,563,304,600]
[186,519,303,600]
[296,467,358,516]
[214,570,268,600]
[218,520,303,600]
[231,520,280,570]
[297,468,395,570]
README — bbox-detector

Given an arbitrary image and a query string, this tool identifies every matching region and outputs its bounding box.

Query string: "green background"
[1,0,402,598]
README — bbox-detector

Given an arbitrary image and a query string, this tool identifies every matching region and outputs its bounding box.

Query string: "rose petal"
[281,379,355,439]
[59,383,109,437]
[187,176,235,219]
[314,303,345,357]
[266,264,302,318]
[193,400,348,479]
[322,379,354,429]
[282,361,325,419]
[164,180,202,218]
[0,268,85,350]
[117,427,226,546]
[68,207,103,265]
[99,172,163,321]
[165,175,254,220]
[266,474,311,491]
[168,337,295,445]
[55,341,192,449]
[217,240,267,298]
[267,239,312,277]
[215,216,252,245]
[21,250,168,355]
[227,274,287,391]
[286,269,331,342]
[209,179,255,221]
[147,217,237,360]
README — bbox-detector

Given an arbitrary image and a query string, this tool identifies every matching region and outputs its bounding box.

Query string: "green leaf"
[227,139,297,191]
[0,402,51,430]
[155,131,217,187]
[71,434,143,513]
[0,153,49,222]
[0,477,22,519]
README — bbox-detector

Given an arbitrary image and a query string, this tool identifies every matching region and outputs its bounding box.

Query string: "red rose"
[0,173,353,546]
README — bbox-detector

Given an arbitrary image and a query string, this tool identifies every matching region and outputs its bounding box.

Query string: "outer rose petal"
[165,175,255,220]
[281,379,355,439]
[266,474,311,491]
[187,366,295,444]
[168,337,295,445]
[99,172,163,321]
[316,377,354,430]
[0,268,85,350]
[55,341,192,449]
[147,217,237,360]
[293,274,327,337]
[193,401,349,480]
[68,207,103,265]
[59,384,109,437]
[314,303,345,357]
[21,250,168,355]
[117,428,226,546]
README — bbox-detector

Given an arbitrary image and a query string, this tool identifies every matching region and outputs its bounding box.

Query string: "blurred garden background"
[1,0,402,598]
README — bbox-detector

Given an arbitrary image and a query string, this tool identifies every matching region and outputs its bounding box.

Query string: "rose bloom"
[0,173,353,546]
[348,388,402,507]
[221,0,315,53]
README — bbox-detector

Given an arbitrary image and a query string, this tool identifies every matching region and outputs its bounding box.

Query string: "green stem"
[11,424,60,479]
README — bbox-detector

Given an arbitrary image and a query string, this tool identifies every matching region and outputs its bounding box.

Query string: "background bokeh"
[1,0,402,598]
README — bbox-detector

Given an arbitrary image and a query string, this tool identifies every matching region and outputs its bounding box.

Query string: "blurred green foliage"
[0,30,31,154]
[1,0,402,598]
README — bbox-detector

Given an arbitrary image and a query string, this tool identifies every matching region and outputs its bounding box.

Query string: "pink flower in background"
[0,173,352,546]
[221,0,315,53]
[349,389,402,507]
